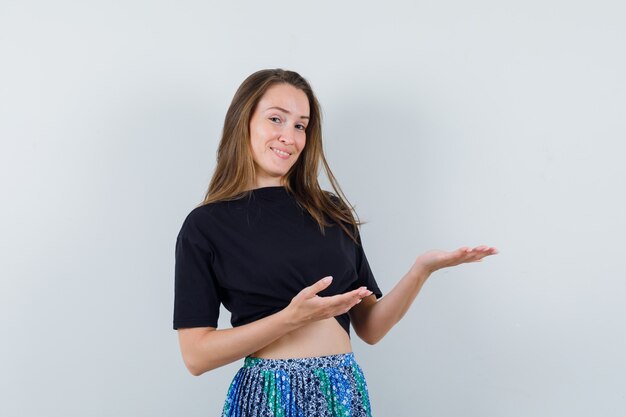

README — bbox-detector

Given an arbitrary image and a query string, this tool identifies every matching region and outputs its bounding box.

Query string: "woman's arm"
[178,276,373,376]
[178,308,300,376]
[349,245,499,345]
[349,266,429,345]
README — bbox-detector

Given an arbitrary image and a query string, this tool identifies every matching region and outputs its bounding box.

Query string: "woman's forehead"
[259,84,309,117]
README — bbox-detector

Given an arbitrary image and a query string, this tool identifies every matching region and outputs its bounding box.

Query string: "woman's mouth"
[270,147,291,159]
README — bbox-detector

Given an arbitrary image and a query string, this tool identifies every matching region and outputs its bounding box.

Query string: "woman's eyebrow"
[265,106,310,120]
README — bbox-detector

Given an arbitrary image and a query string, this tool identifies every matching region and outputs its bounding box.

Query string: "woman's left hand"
[411,245,499,275]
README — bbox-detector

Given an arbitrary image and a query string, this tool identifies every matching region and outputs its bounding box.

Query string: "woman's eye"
[270,116,281,123]
[296,124,306,131]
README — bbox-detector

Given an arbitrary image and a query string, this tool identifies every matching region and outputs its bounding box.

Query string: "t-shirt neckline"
[247,186,290,201]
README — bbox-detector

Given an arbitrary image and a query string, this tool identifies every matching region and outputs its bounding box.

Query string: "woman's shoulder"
[178,196,250,237]
[177,203,222,240]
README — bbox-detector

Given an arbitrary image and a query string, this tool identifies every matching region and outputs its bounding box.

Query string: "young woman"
[173,68,498,416]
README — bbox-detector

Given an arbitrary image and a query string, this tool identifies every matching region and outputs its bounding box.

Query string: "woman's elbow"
[178,327,217,376]
[185,359,206,376]
[362,335,383,345]
[182,352,220,376]
[354,324,389,345]
[183,355,206,376]
[354,328,381,345]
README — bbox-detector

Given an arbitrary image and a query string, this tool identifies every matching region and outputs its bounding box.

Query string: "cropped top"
[172,185,383,338]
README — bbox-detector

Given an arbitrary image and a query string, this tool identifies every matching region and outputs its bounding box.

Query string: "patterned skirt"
[221,352,373,416]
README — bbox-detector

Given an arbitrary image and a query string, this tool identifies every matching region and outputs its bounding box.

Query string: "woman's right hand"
[284,276,373,326]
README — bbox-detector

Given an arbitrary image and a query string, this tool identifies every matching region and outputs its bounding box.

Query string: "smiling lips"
[270,147,291,159]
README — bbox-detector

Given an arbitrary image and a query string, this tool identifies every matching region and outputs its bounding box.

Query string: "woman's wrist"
[277,305,305,330]
[409,260,433,282]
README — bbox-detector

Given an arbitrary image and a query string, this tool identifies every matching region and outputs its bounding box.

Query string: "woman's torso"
[175,188,369,358]
[250,317,352,359]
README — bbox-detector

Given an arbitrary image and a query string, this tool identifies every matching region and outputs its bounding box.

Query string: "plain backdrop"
[1,1,625,416]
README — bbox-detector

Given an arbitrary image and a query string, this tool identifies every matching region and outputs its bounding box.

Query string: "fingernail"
[323,276,333,283]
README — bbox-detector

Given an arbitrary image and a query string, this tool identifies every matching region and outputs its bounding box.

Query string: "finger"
[334,293,367,314]
[476,246,498,254]
[329,286,370,297]
[349,286,372,296]
[305,276,333,297]
[325,290,362,304]
[474,247,498,257]
[471,250,500,262]
[326,288,371,306]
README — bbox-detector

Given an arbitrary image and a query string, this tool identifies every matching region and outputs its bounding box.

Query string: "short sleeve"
[353,229,383,299]
[173,210,221,330]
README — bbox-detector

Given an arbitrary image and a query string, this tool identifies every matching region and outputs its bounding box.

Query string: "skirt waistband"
[243,352,357,370]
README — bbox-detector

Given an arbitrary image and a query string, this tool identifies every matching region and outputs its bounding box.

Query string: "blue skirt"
[221,352,373,416]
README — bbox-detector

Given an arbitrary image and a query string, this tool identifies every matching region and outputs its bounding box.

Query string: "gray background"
[1,0,625,416]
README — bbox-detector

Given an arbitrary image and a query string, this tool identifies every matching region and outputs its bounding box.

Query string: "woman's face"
[248,83,310,188]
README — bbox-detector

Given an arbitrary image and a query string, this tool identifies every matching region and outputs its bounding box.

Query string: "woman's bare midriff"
[250,317,352,359]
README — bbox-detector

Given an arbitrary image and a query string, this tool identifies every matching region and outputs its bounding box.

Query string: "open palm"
[414,245,499,274]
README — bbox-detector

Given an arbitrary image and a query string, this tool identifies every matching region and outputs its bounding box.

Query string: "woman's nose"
[279,129,295,144]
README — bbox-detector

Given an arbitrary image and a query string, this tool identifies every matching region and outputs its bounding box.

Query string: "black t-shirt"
[172,185,383,338]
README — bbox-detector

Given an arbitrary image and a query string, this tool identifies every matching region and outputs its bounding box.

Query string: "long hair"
[199,68,365,244]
